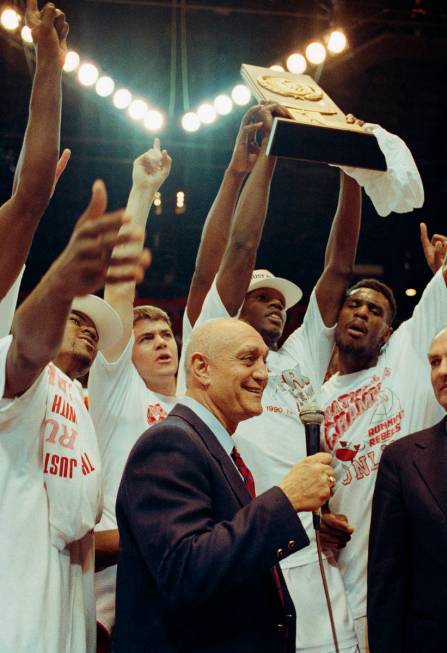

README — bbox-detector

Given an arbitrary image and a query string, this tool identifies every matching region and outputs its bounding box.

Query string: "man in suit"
[367,326,447,652]
[114,318,336,653]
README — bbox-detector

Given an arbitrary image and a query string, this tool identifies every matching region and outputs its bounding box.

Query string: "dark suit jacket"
[114,403,310,653]
[368,417,447,653]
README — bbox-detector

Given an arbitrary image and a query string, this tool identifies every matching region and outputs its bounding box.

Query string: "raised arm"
[102,139,171,362]
[0,0,68,299]
[5,181,148,399]
[215,103,288,316]
[186,106,263,326]
[315,169,362,326]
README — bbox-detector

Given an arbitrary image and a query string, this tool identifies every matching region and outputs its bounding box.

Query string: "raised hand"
[26,0,69,65]
[228,102,290,174]
[50,180,150,298]
[228,106,263,175]
[420,222,447,274]
[345,113,365,127]
[132,138,172,192]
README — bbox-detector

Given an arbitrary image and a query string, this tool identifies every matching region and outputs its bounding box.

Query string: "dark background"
[1,0,446,336]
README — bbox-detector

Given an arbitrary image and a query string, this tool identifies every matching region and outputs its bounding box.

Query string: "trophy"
[241,64,386,171]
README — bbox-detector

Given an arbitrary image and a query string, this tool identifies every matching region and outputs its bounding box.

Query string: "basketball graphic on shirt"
[369,388,401,425]
[147,403,168,425]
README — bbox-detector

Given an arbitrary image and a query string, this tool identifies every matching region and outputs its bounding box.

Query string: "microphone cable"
[315,528,340,653]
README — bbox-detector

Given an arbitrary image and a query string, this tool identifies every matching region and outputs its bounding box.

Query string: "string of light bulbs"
[1,6,348,134]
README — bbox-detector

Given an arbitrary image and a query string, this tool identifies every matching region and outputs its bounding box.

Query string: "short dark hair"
[346,278,397,325]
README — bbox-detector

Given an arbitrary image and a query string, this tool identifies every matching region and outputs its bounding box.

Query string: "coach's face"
[206,322,269,433]
[428,329,447,411]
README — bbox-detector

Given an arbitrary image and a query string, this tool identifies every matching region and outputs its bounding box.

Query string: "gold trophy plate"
[241,64,386,171]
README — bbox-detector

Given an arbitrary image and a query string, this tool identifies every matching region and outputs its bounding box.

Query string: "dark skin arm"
[0,0,68,299]
[215,103,289,316]
[315,162,362,327]
[95,529,120,572]
[186,106,264,326]
[5,180,149,399]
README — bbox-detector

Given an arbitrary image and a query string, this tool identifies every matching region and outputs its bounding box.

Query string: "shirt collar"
[178,395,234,456]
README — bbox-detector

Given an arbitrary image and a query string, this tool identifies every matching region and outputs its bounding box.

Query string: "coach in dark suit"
[114,318,335,653]
[368,327,447,653]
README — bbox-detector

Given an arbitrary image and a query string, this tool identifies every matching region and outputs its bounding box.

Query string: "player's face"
[132,319,179,383]
[206,323,269,432]
[335,288,392,363]
[56,311,99,378]
[428,330,447,410]
[239,287,286,349]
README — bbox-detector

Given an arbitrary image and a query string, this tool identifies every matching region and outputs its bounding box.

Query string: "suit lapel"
[170,404,252,508]
[413,418,447,520]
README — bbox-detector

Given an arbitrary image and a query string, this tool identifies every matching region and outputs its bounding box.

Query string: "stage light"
[182,112,200,133]
[21,26,33,43]
[405,288,417,297]
[197,103,217,124]
[78,63,98,86]
[176,191,186,214]
[154,191,162,215]
[270,65,285,72]
[144,110,164,131]
[286,53,307,74]
[1,8,20,31]
[214,94,233,116]
[95,76,115,97]
[128,99,148,121]
[231,84,251,106]
[63,50,80,73]
[327,30,347,54]
[113,88,132,110]
[305,42,326,65]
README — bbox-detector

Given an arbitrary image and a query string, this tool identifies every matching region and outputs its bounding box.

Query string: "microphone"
[299,402,324,530]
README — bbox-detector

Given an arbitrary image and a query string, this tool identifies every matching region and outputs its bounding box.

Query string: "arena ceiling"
[1,0,446,330]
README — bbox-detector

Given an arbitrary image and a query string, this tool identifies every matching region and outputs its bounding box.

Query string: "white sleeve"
[177,278,233,395]
[281,288,335,387]
[0,335,47,452]
[182,310,193,346]
[88,335,137,452]
[0,267,25,338]
[389,269,447,359]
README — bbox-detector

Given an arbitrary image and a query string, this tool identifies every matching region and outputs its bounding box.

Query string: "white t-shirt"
[88,336,177,633]
[320,269,447,620]
[180,279,358,652]
[0,266,25,338]
[0,336,101,653]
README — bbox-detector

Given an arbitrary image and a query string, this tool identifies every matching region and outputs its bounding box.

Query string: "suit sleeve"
[367,445,409,653]
[120,423,309,611]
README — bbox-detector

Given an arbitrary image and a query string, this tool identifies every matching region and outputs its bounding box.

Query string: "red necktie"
[231,446,285,608]
[231,446,256,498]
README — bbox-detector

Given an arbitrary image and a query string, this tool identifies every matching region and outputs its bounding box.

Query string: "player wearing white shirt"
[320,266,447,652]
[86,141,175,647]
[180,103,366,652]
[0,179,147,653]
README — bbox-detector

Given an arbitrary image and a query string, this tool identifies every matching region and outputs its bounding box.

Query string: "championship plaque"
[241,64,387,171]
